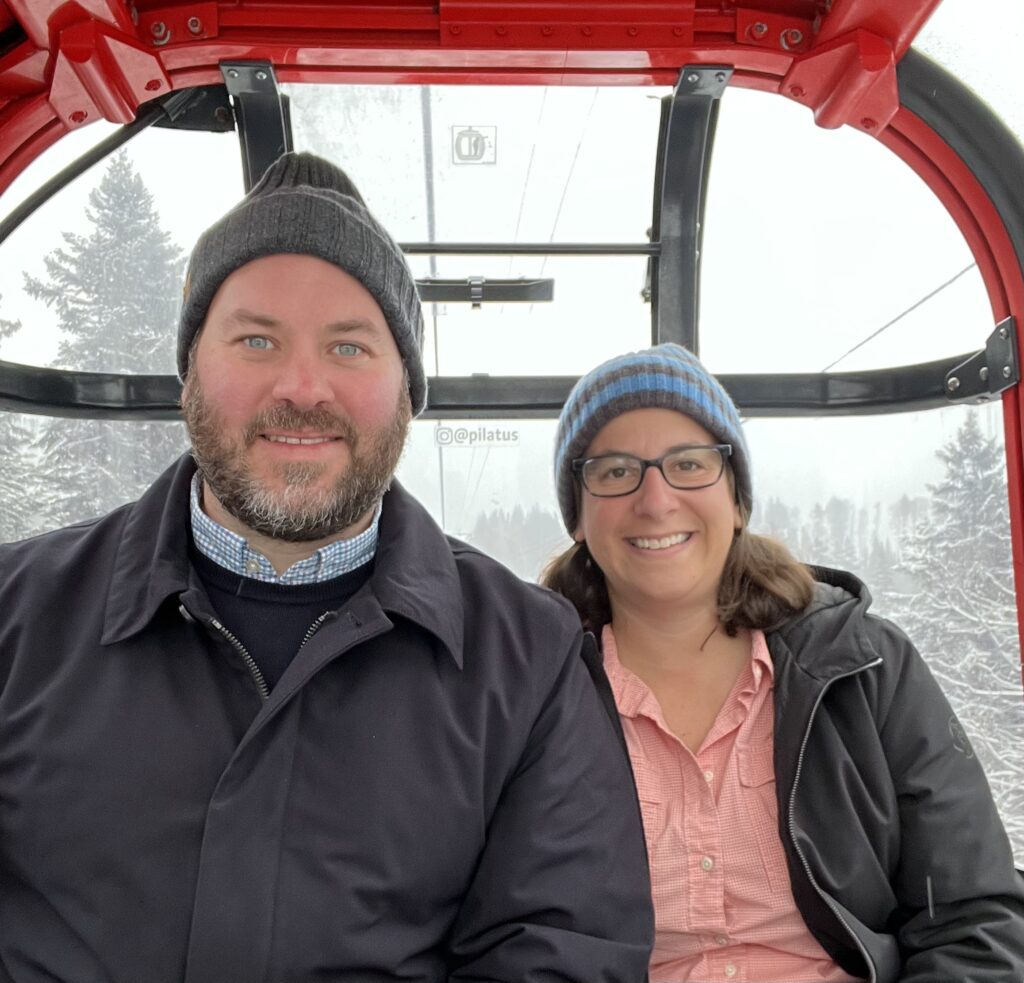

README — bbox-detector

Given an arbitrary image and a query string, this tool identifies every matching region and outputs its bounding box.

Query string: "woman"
[544,342,1024,983]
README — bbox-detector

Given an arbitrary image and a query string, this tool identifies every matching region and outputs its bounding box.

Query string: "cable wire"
[821,262,978,372]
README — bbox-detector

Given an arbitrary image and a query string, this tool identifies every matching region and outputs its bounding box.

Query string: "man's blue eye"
[335,342,362,356]
[244,336,272,350]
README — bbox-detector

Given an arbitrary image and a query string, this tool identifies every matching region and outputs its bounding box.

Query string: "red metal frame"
[2,0,1023,672]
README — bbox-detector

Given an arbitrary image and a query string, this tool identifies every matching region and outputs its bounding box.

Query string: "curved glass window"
[700,87,991,375]
[0,39,1019,866]
[287,83,666,375]
[0,126,242,373]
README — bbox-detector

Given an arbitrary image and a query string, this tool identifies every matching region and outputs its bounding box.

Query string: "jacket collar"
[102,454,197,645]
[102,455,465,667]
[368,479,464,667]
[769,564,882,681]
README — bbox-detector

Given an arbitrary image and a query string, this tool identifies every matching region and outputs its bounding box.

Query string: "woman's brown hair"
[541,482,814,636]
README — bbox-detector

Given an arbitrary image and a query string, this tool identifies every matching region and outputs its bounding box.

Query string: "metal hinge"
[944,317,1019,403]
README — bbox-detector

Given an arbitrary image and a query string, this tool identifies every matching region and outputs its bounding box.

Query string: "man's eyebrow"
[227,309,281,328]
[325,318,386,336]
[223,312,385,336]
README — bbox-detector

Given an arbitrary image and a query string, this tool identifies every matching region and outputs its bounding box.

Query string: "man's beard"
[182,378,411,543]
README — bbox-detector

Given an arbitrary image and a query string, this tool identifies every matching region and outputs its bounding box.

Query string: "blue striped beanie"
[554,343,751,533]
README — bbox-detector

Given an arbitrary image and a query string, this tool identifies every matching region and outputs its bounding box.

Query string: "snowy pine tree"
[0,293,19,341]
[800,502,832,563]
[0,296,45,542]
[23,152,188,527]
[470,504,565,580]
[891,410,1024,858]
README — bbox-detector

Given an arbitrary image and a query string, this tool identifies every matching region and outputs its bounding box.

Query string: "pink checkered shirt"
[603,625,861,983]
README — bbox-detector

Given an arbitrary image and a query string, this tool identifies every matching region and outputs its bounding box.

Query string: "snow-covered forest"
[1,153,1022,863]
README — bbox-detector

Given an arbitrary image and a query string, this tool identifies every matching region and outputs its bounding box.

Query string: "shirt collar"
[189,472,380,584]
[602,624,661,721]
[602,623,773,721]
[103,455,464,669]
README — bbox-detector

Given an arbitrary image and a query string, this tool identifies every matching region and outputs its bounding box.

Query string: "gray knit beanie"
[554,343,751,534]
[178,152,426,415]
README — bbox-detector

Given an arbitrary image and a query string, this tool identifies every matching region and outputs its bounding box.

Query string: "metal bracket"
[152,84,234,132]
[416,277,553,308]
[649,65,732,353]
[221,61,292,191]
[944,317,1020,403]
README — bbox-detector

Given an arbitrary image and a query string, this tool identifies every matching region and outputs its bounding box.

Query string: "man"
[0,153,653,982]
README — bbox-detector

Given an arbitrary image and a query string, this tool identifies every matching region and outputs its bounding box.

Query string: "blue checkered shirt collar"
[189,473,379,584]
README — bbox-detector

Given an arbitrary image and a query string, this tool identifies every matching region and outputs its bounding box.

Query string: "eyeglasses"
[572,444,732,498]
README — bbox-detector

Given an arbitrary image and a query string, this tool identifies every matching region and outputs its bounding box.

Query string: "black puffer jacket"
[768,566,1024,983]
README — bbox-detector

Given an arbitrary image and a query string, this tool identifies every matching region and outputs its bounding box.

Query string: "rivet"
[449,24,461,35]
[187,16,202,34]
[980,366,990,381]
[861,117,877,130]
[687,72,700,84]
[750,21,768,38]
[151,21,166,36]
[627,26,638,36]
[227,68,239,79]
[672,26,684,37]
[789,85,805,98]
[70,110,88,124]
[581,25,592,36]
[1003,365,1013,379]
[255,70,268,81]
[716,71,727,83]
[495,25,507,36]
[144,79,161,91]
[781,28,804,49]
[999,325,1008,339]
[541,25,553,36]
[947,376,960,392]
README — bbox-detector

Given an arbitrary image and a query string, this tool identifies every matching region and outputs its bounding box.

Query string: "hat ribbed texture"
[178,152,426,415]
[554,343,751,533]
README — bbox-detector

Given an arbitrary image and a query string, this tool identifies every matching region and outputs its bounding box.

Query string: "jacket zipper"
[189,609,336,704]
[208,616,270,703]
[787,656,883,983]
[300,611,334,650]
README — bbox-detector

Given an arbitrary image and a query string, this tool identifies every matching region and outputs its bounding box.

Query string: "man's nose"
[270,352,333,408]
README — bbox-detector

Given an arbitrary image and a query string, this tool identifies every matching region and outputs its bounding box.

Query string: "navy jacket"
[0,455,653,982]
[768,567,1024,983]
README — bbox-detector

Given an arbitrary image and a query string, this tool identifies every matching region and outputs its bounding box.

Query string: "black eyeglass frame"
[572,443,733,498]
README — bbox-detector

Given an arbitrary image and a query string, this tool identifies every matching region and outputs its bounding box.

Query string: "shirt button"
[724,964,737,978]
[715,935,728,946]
[703,770,714,783]
[700,855,714,872]
[245,559,260,573]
